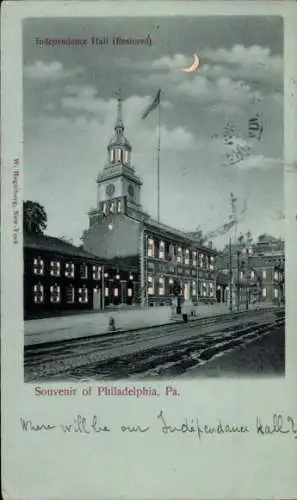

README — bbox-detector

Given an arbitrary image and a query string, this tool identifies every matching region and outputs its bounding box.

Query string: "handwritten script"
[20,411,297,440]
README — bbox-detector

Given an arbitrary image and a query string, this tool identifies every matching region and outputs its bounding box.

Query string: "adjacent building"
[81,97,217,306]
[24,233,140,319]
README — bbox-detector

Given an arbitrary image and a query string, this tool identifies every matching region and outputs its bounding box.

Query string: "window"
[123,150,129,164]
[114,288,119,297]
[33,283,44,304]
[128,288,133,297]
[184,249,190,265]
[92,265,101,280]
[50,260,60,277]
[50,284,60,304]
[33,257,44,275]
[148,276,154,295]
[110,149,115,163]
[169,244,175,261]
[262,270,267,279]
[205,256,209,269]
[66,285,75,304]
[78,286,88,303]
[80,263,88,279]
[103,203,107,215]
[262,288,267,297]
[209,257,215,271]
[209,282,214,297]
[177,247,183,263]
[199,253,204,268]
[105,288,109,297]
[169,278,174,285]
[104,272,109,278]
[110,202,115,214]
[274,271,278,280]
[240,271,244,280]
[274,288,279,298]
[65,262,75,278]
[192,281,197,296]
[192,251,197,267]
[117,200,122,214]
[158,277,165,296]
[250,271,255,279]
[159,241,165,259]
[147,238,154,258]
[115,148,122,162]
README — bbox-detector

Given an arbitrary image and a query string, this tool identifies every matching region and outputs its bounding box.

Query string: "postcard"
[1,1,297,499]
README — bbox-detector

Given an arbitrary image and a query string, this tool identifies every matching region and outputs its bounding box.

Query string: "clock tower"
[96,96,143,217]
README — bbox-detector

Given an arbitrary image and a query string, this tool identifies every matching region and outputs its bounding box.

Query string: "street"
[24,308,285,381]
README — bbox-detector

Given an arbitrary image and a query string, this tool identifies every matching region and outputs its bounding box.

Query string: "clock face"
[128,184,135,198]
[105,183,115,197]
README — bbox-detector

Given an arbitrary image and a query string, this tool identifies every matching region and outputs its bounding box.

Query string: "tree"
[23,200,47,235]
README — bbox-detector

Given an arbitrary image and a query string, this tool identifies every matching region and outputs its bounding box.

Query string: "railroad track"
[24,310,284,381]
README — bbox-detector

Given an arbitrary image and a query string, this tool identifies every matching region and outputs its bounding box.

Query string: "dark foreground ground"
[25,309,285,381]
[188,325,285,378]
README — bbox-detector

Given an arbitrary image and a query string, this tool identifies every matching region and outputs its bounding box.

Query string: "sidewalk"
[24,302,280,347]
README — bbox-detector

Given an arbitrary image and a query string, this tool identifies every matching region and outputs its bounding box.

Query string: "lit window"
[114,288,119,297]
[209,282,214,297]
[66,285,75,304]
[192,251,197,266]
[262,270,267,279]
[184,249,190,265]
[105,288,109,297]
[177,247,183,263]
[50,260,60,277]
[274,271,278,280]
[192,281,197,296]
[158,277,165,296]
[80,263,88,279]
[169,278,174,285]
[116,274,120,280]
[33,257,44,276]
[33,283,44,303]
[50,284,60,304]
[147,238,154,258]
[93,265,101,280]
[251,271,255,279]
[129,274,133,281]
[199,254,204,268]
[117,200,122,214]
[78,286,88,303]
[148,276,154,295]
[65,262,75,278]
[127,288,132,297]
[210,256,214,262]
[262,288,267,297]
[103,203,107,215]
[240,271,243,280]
[274,288,279,298]
[159,241,165,259]
[203,291,207,297]
[203,282,206,288]
[104,272,109,278]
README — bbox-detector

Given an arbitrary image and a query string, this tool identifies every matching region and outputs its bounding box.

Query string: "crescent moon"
[181,54,200,73]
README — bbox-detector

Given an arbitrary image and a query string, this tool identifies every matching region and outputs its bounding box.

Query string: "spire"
[115,89,124,133]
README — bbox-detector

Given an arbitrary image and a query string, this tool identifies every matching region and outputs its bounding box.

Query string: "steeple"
[114,95,124,134]
[107,92,132,166]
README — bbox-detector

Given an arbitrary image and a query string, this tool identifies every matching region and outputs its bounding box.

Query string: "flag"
[142,89,161,119]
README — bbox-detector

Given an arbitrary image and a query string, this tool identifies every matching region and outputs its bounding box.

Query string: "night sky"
[23,16,284,248]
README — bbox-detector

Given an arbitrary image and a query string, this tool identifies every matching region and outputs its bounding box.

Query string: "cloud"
[201,45,282,71]
[230,154,274,171]
[24,60,83,81]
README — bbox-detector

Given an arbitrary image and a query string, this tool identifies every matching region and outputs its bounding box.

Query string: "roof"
[24,233,139,271]
[143,217,216,254]
[24,233,102,261]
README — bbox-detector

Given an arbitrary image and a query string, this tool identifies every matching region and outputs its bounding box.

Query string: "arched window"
[123,150,129,164]
[110,149,115,163]
[115,149,122,162]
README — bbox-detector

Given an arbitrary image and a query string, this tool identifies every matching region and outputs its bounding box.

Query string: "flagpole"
[157,94,161,223]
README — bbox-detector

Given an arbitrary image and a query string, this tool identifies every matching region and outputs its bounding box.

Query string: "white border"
[1,2,297,500]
